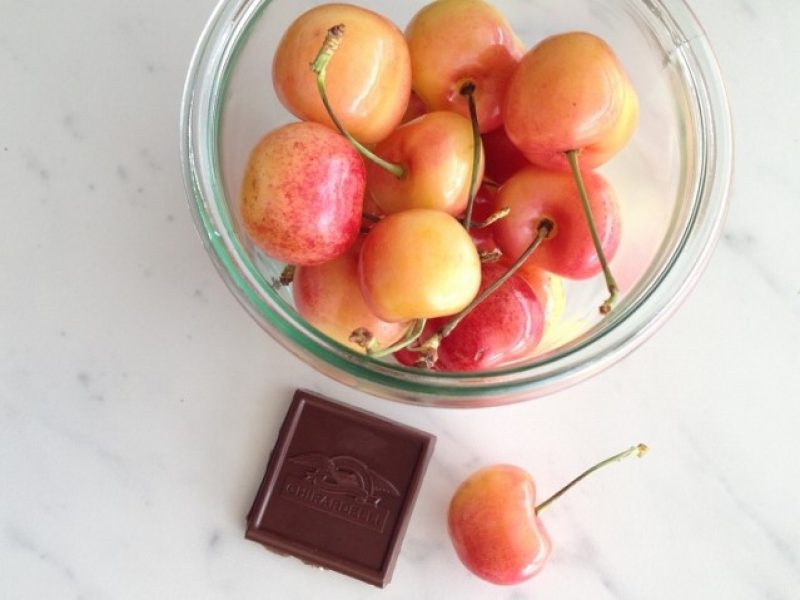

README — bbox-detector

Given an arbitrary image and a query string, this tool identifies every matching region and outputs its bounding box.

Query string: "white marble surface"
[2,0,799,598]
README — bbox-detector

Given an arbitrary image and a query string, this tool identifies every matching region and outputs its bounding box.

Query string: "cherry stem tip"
[535,443,649,514]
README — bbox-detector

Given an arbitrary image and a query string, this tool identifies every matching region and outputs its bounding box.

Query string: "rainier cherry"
[239,122,364,266]
[358,209,481,323]
[503,31,638,171]
[273,4,411,144]
[293,243,409,353]
[463,186,566,333]
[312,26,483,217]
[396,263,544,372]
[367,111,482,216]
[406,0,523,133]
[503,32,637,312]
[493,167,620,305]
[448,445,648,585]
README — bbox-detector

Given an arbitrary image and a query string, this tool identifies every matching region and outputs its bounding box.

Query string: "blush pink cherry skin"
[448,465,552,585]
[294,244,409,353]
[272,3,411,144]
[367,111,483,216]
[239,122,365,266]
[434,263,545,372]
[406,0,523,133]
[359,209,481,322]
[503,32,639,170]
[394,263,546,371]
[493,167,620,279]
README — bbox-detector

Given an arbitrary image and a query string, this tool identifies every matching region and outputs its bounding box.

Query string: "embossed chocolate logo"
[280,453,400,533]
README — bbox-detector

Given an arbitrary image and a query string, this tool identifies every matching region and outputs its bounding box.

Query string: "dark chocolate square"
[246,390,436,587]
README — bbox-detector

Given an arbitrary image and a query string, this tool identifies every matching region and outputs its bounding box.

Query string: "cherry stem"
[416,219,553,364]
[272,265,295,289]
[535,444,649,514]
[472,207,510,228]
[311,25,405,179]
[460,82,482,229]
[350,318,427,358]
[565,150,619,314]
[479,249,503,263]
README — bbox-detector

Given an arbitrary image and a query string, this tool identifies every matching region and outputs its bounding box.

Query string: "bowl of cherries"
[181,0,732,406]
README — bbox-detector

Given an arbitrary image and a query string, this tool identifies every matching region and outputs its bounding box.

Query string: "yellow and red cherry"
[428,263,545,372]
[358,209,481,323]
[367,111,483,216]
[449,465,551,585]
[312,27,483,218]
[503,31,639,171]
[501,32,636,312]
[239,122,364,266]
[406,0,523,133]
[448,445,648,585]
[407,217,554,369]
[492,167,620,308]
[273,3,411,144]
[293,243,410,353]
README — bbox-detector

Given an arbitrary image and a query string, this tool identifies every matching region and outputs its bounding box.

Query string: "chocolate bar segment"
[246,389,436,587]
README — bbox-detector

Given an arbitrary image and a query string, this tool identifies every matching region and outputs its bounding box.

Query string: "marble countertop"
[2,0,799,598]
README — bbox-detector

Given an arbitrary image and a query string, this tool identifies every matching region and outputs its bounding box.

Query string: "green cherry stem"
[565,149,619,314]
[415,218,553,367]
[460,82,482,230]
[440,219,552,339]
[311,25,405,179]
[535,444,649,514]
[350,318,427,358]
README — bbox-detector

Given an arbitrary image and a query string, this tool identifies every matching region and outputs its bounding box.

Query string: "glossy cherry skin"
[240,122,364,265]
[394,263,544,371]
[449,465,552,585]
[273,3,411,144]
[515,264,566,331]
[294,243,409,353]
[503,32,639,170]
[435,263,544,372]
[492,167,620,280]
[359,209,481,322]
[367,111,483,216]
[406,0,523,133]
[482,127,531,185]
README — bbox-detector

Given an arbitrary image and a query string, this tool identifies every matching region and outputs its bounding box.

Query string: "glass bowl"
[181,0,732,407]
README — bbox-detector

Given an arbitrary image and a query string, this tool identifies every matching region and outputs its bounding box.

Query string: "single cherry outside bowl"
[180,0,732,407]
